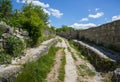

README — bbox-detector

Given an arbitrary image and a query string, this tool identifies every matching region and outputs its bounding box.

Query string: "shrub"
[5,36,25,57]
[0,23,6,38]
[0,53,12,64]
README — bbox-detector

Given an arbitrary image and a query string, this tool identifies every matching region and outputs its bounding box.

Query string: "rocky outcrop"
[112,68,120,82]
[0,21,14,35]
[0,38,57,81]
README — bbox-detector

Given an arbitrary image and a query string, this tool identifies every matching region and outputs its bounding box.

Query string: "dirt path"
[46,37,65,82]
[60,37,78,82]
[65,38,104,82]
[46,37,78,82]
[46,37,105,82]
[46,49,64,82]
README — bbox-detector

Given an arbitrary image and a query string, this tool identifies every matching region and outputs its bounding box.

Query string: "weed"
[58,49,66,81]
[0,53,12,64]
[78,64,95,76]
[58,39,62,43]
[16,46,59,82]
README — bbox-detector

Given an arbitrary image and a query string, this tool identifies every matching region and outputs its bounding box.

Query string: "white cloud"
[89,12,104,18]
[49,8,63,18]
[95,8,99,11]
[70,23,96,29]
[80,18,89,22]
[43,9,51,15]
[16,0,20,3]
[18,0,49,8]
[112,15,120,21]
[16,0,63,18]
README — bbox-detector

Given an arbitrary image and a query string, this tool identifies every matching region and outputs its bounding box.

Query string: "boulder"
[112,68,120,82]
[0,21,14,35]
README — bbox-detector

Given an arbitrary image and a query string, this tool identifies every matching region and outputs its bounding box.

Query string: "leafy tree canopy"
[56,25,74,33]
[0,0,12,19]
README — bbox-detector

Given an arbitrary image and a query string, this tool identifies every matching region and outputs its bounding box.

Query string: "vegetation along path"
[53,36,108,82]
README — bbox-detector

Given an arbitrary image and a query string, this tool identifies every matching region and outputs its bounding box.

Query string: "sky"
[12,0,120,29]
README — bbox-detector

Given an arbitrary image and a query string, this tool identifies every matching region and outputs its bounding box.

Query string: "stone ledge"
[0,38,57,80]
[73,40,119,72]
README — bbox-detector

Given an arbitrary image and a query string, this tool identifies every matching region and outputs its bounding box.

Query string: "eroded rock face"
[112,68,120,82]
[0,21,14,35]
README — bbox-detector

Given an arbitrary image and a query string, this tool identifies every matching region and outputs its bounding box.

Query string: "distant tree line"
[56,25,75,33]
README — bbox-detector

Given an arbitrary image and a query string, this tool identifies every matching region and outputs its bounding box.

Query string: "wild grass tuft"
[58,49,66,81]
[16,46,59,82]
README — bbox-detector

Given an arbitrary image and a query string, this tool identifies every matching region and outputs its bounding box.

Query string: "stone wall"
[73,40,117,72]
[57,30,78,39]
[78,20,120,51]
[57,20,120,52]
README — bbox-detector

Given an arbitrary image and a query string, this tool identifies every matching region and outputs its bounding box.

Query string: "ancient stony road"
[52,37,105,82]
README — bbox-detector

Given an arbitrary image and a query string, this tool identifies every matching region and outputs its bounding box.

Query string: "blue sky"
[12,0,120,29]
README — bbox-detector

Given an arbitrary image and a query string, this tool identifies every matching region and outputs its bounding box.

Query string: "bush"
[0,53,12,64]
[5,36,25,57]
[0,23,6,38]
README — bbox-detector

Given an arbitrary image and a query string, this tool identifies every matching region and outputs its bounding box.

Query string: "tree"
[56,25,74,33]
[20,4,46,45]
[0,0,12,18]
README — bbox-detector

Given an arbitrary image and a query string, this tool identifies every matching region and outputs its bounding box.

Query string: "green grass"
[67,47,77,61]
[58,49,66,81]
[68,40,90,61]
[16,46,59,82]
[0,52,12,64]
[58,38,62,43]
[78,64,95,77]
[68,40,95,77]
[71,52,77,61]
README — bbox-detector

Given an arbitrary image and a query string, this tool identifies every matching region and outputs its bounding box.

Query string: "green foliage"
[0,24,6,38]
[0,0,12,19]
[16,46,59,82]
[19,4,49,45]
[56,25,74,33]
[58,38,62,43]
[58,49,66,81]
[78,64,95,76]
[5,36,25,57]
[0,53,12,64]
[0,2,55,46]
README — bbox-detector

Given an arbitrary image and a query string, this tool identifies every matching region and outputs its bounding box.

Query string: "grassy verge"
[68,40,89,60]
[16,46,59,82]
[58,49,66,81]
[67,47,77,61]
[78,64,95,77]
[69,40,95,77]
[58,38,62,43]
[0,52,12,64]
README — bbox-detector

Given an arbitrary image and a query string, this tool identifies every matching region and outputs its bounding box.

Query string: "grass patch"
[58,38,62,43]
[68,40,87,60]
[71,52,77,61]
[58,49,66,81]
[0,52,12,64]
[16,46,59,82]
[67,47,77,61]
[78,64,95,77]
[68,41,95,77]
